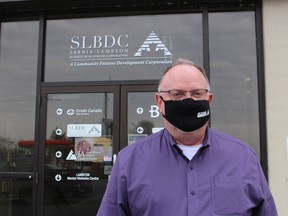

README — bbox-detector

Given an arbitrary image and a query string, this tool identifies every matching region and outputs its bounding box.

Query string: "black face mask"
[161,97,210,132]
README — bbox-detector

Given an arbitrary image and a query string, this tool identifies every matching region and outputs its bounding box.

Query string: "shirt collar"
[164,127,211,149]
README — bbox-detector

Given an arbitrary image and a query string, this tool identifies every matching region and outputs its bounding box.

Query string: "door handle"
[113,154,117,165]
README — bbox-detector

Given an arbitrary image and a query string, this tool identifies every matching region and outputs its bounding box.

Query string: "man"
[97,58,278,216]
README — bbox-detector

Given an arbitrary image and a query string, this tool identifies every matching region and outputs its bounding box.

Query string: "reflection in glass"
[45,93,113,216]
[0,177,33,216]
[0,20,37,216]
[0,21,38,172]
[209,12,260,157]
[127,92,164,145]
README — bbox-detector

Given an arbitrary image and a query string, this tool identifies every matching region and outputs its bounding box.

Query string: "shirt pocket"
[211,176,247,215]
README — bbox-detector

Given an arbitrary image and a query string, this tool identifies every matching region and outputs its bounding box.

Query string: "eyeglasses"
[159,89,210,101]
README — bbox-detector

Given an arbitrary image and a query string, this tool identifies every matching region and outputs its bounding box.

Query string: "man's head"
[155,58,213,145]
[158,58,210,92]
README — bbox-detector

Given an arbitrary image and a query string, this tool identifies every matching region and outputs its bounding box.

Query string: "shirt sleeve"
[252,162,278,216]
[97,155,131,216]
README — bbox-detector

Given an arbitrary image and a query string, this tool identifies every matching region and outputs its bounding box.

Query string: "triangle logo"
[134,31,172,57]
[66,150,77,160]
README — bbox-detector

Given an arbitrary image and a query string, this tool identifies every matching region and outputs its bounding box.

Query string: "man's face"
[155,64,213,133]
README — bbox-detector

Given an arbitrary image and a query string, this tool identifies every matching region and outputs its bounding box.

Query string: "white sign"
[67,124,102,137]
[69,31,173,68]
[152,127,164,133]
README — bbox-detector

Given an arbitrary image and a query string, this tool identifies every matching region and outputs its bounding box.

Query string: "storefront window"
[45,14,203,82]
[209,12,260,156]
[0,21,38,172]
[0,8,262,216]
[0,21,38,215]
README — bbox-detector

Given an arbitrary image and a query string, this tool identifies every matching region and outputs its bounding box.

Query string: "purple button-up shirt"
[97,128,277,216]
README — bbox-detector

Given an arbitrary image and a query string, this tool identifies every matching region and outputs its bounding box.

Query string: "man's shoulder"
[209,128,246,143]
[208,128,256,154]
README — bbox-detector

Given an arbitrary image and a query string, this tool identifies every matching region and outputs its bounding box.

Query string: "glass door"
[40,86,119,216]
[39,84,163,216]
[120,84,164,148]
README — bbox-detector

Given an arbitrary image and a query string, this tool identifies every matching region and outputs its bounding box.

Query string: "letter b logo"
[149,105,160,118]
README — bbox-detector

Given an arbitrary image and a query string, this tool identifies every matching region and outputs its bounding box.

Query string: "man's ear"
[208,93,214,106]
[155,93,164,113]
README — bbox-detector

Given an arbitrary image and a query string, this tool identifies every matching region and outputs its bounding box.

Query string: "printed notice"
[74,137,112,162]
[128,134,147,145]
[67,124,102,137]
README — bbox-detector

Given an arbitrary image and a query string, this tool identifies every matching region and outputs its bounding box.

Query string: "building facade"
[0,0,287,215]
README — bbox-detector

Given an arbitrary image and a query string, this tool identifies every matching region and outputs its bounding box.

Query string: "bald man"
[97,58,278,216]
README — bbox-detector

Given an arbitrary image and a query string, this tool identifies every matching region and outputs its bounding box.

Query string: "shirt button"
[190,191,196,195]
[189,165,194,170]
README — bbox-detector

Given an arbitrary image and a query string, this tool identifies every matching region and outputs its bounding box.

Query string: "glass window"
[127,92,164,145]
[45,14,202,82]
[0,176,33,216]
[0,21,38,216]
[209,12,260,157]
[44,93,114,215]
[0,21,38,172]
